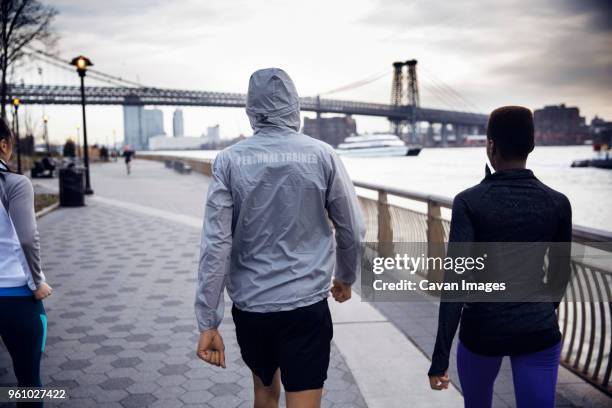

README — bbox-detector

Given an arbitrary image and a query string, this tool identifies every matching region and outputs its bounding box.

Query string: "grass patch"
[35,193,59,213]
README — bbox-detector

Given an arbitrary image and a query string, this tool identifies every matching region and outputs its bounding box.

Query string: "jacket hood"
[246,68,301,132]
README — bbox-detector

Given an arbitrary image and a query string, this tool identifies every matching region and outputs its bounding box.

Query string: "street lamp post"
[12,98,21,174]
[43,115,50,155]
[70,56,94,195]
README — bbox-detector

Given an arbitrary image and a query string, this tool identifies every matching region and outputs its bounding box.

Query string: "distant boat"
[571,143,612,169]
[591,158,612,169]
[570,159,590,168]
[336,134,421,157]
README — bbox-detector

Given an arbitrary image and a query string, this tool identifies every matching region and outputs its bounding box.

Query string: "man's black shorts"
[232,298,333,392]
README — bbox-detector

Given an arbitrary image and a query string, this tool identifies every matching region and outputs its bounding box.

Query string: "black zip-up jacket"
[428,168,572,376]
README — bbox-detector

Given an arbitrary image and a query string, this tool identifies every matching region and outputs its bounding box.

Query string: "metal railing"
[141,154,611,396]
[353,180,611,397]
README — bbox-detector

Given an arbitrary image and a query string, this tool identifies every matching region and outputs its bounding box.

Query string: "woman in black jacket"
[428,106,572,408]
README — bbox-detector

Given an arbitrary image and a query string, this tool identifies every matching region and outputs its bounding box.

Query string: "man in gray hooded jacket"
[195,68,365,407]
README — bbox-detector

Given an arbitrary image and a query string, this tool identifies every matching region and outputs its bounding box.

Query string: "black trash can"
[59,167,85,207]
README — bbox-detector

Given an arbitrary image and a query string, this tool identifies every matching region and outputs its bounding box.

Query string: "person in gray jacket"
[0,118,52,405]
[195,68,365,407]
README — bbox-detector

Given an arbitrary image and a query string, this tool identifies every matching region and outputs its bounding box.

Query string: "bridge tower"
[391,62,405,107]
[389,60,420,143]
[405,59,420,143]
[390,61,405,135]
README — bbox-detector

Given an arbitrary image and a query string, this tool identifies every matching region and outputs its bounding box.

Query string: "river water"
[148,145,612,232]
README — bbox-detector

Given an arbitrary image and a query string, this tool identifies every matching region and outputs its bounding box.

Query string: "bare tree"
[0,0,57,119]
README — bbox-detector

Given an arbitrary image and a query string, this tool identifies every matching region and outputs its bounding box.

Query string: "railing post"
[427,199,445,282]
[378,190,393,256]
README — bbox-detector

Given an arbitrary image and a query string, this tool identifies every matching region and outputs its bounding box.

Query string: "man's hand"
[197,329,226,368]
[331,279,352,303]
[33,282,53,300]
[429,372,449,390]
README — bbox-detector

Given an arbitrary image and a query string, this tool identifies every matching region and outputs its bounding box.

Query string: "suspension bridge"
[6,48,488,145]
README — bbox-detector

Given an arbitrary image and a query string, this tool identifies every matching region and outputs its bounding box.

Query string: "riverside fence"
[141,153,612,396]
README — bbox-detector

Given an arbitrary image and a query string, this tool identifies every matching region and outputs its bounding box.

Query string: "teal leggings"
[0,296,46,407]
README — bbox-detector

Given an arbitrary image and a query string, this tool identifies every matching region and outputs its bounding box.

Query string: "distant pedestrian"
[100,146,109,162]
[0,118,52,407]
[195,68,365,408]
[428,106,572,408]
[122,145,135,175]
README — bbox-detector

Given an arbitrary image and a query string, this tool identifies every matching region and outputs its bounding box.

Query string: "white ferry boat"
[336,134,421,157]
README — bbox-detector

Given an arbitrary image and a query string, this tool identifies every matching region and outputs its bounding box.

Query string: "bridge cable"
[25,53,129,87]
[419,64,481,112]
[25,46,147,88]
[422,79,475,113]
[319,69,390,96]
[420,83,463,111]
[418,71,474,113]
[419,64,479,110]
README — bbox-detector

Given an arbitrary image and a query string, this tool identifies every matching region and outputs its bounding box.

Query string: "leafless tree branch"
[0,0,58,119]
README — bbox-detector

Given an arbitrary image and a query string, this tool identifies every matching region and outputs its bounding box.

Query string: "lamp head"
[43,115,49,122]
[12,98,20,107]
[70,55,93,76]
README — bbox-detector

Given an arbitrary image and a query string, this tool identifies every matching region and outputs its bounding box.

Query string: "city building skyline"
[206,124,220,144]
[173,108,184,137]
[122,105,143,150]
[123,106,165,150]
[534,104,589,145]
[144,109,164,139]
[303,116,357,148]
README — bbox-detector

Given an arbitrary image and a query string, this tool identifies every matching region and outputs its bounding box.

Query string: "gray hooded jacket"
[195,68,365,332]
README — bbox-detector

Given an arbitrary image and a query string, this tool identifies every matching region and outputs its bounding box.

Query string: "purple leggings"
[457,341,562,408]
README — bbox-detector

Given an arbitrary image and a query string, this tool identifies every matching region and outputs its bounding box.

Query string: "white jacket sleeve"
[195,155,234,332]
[326,151,365,285]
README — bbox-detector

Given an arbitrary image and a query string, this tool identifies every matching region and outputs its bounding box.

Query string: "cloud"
[557,0,612,32]
[53,0,251,52]
[358,0,612,115]
[31,0,612,144]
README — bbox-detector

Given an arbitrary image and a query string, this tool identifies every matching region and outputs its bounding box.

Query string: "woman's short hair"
[487,106,534,160]
[0,117,13,145]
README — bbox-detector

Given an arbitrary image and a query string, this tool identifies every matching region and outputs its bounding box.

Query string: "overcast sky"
[14,0,612,145]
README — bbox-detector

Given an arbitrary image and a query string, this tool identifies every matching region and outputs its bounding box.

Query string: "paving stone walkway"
[0,161,366,408]
[3,159,609,407]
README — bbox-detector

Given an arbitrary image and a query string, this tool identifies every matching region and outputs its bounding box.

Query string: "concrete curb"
[35,201,59,219]
[329,292,463,407]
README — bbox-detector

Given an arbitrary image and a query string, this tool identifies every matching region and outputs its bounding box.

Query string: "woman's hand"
[331,279,352,303]
[429,372,450,390]
[33,282,53,300]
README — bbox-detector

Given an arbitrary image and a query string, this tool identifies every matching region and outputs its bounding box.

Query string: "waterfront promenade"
[0,160,461,408]
[1,159,609,407]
